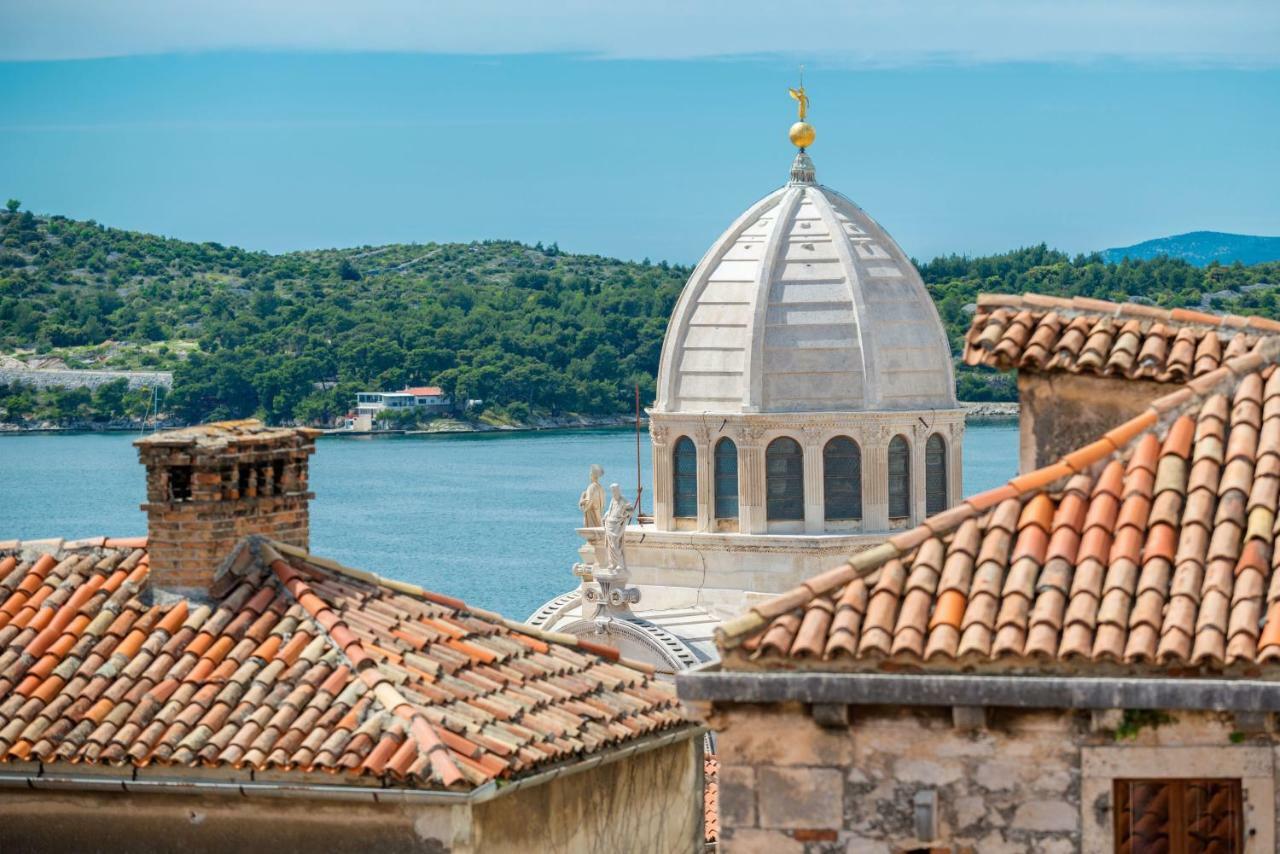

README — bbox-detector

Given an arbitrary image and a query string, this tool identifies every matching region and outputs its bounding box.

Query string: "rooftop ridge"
[263,539,657,675]
[975,292,1280,335]
[0,536,147,553]
[716,334,1280,647]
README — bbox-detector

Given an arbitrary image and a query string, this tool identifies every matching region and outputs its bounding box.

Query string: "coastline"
[0,403,1020,436]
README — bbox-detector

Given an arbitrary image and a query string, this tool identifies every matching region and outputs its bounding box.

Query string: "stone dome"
[654,152,956,414]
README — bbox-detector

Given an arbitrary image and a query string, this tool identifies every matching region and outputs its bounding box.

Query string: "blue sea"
[0,425,1018,619]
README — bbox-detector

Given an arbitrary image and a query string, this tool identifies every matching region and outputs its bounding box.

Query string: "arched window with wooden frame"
[766,437,805,521]
[672,436,698,518]
[823,436,862,521]
[888,435,911,520]
[926,433,948,516]
[714,437,739,520]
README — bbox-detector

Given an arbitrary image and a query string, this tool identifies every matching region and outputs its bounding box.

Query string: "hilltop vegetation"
[2,203,1279,426]
[0,203,686,425]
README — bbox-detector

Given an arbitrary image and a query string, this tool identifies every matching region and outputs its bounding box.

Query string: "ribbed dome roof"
[654,153,956,414]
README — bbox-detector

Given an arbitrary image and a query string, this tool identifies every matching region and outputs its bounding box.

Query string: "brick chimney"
[135,419,319,592]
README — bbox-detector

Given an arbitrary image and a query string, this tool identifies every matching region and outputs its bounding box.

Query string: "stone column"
[738,425,766,535]
[863,424,890,531]
[650,421,672,530]
[912,422,928,524]
[802,425,824,534]
[695,425,713,532]
[949,420,965,511]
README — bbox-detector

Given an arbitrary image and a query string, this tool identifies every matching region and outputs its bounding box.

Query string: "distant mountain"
[1102,231,1280,267]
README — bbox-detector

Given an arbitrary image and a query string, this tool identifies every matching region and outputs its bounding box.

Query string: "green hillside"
[2,201,1279,426]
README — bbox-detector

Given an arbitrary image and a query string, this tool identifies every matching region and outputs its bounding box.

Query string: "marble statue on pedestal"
[578,464,605,528]
[602,483,633,572]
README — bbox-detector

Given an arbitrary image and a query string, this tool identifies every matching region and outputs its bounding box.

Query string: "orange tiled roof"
[705,753,719,844]
[0,537,686,788]
[964,293,1280,383]
[718,335,1280,673]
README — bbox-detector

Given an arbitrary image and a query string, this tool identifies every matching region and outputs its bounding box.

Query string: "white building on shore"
[346,385,452,430]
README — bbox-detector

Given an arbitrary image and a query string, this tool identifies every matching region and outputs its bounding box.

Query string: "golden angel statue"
[788,86,809,121]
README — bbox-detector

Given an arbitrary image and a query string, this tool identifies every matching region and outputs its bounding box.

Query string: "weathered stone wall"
[473,736,704,853]
[0,788,462,853]
[0,738,703,853]
[0,367,172,390]
[1017,373,1170,473]
[713,702,1279,853]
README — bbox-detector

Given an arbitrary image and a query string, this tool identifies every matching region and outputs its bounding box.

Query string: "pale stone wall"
[1017,373,1170,473]
[713,702,1278,853]
[0,738,702,854]
[472,735,704,853]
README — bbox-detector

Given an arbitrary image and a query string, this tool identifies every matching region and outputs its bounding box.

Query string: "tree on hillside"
[338,259,361,281]
[4,200,19,214]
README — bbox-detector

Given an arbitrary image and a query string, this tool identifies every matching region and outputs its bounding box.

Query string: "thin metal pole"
[634,382,643,516]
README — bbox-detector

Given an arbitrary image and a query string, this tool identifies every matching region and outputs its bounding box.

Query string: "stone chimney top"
[136,419,320,594]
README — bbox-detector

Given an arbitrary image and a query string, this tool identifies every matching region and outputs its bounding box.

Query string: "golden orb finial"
[787,68,814,150]
[789,121,816,149]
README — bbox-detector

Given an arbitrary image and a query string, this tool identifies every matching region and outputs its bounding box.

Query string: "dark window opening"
[766,437,804,521]
[168,466,192,501]
[926,433,948,516]
[1114,778,1243,854]
[823,436,862,520]
[888,435,911,519]
[238,464,251,497]
[673,436,698,518]
[714,438,739,519]
[272,459,286,494]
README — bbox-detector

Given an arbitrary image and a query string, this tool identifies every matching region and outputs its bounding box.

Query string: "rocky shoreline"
[961,401,1020,423]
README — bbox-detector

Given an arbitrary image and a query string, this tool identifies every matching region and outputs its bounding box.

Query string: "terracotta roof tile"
[0,538,686,789]
[724,331,1280,677]
[965,294,1272,383]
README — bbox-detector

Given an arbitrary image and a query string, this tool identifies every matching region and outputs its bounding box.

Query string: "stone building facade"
[707,703,1275,853]
[685,305,1280,852]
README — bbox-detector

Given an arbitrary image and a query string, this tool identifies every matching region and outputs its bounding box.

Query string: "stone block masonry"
[135,419,318,592]
[712,703,1279,853]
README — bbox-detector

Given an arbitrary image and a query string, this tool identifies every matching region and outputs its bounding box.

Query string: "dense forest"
[2,202,1279,426]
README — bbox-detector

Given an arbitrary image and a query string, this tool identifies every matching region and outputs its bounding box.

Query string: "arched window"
[888,435,911,520]
[766,437,804,521]
[673,436,698,518]
[714,438,739,519]
[926,433,948,516]
[823,437,862,521]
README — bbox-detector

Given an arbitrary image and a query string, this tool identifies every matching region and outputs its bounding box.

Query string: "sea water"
[0,425,1018,619]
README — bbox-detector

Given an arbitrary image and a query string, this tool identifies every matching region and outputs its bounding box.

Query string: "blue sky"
[1,2,1277,263]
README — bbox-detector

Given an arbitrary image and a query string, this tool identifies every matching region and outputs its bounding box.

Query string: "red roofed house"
[681,298,1280,853]
[0,421,703,853]
[351,386,454,430]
